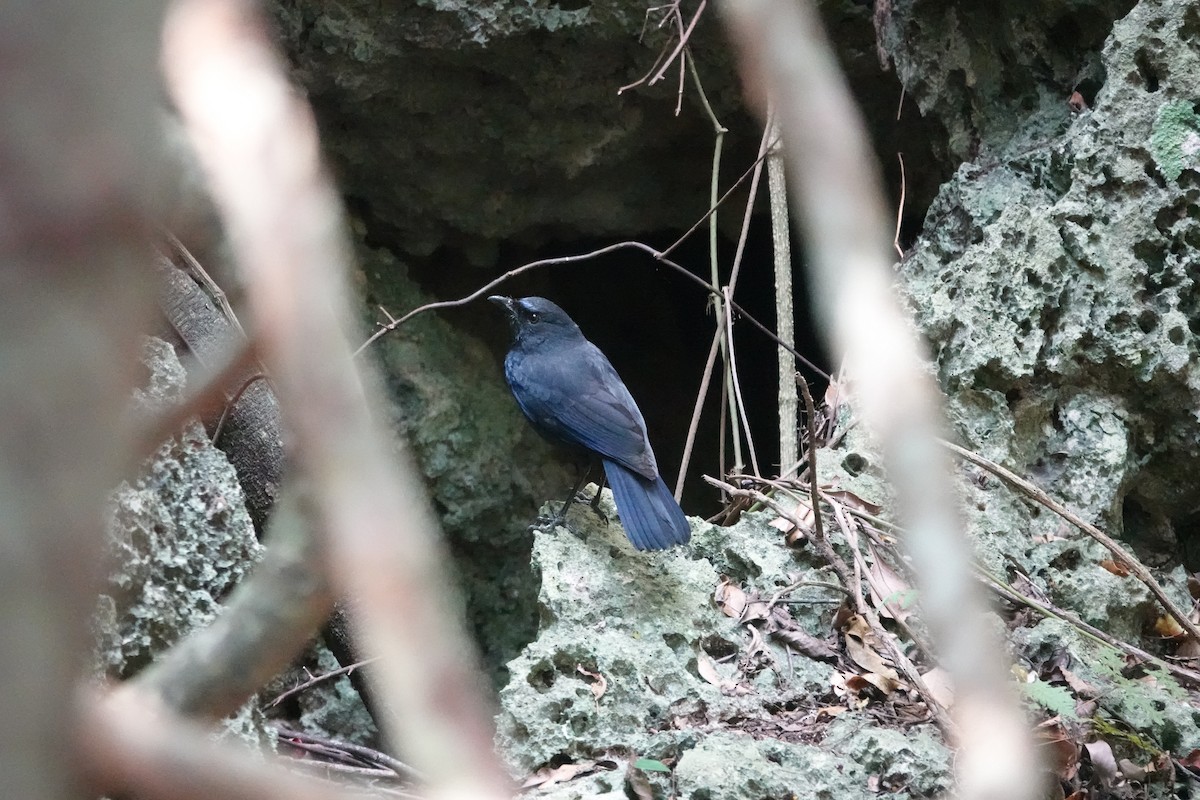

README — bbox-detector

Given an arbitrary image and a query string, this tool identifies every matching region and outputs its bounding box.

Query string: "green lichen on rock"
[1017,619,1200,754]
[894,0,1200,613]
[96,338,264,679]
[496,486,952,796]
[877,0,1137,159]
[1150,99,1200,181]
[96,337,272,746]
[357,239,569,679]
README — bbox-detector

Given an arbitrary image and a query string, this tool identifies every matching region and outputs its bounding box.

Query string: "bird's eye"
[528,312,540,323]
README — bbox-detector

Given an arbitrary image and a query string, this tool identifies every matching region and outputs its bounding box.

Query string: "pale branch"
[717,2,1040,798]
[162,2,511,796]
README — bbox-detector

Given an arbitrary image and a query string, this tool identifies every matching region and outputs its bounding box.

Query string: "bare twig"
[356,240,828,375]
[940,438,1200,645]
[796,375,824,545]
[723,285,760,476]
[828,496,934,662]
[699,48,741,475]
[659,145,772,259]
[620,2,684,97]
[766,109,798,470]
[846,502,1200,689]
[81,691,375,800]
[277,725,426,782]
[648,0,706,88]
[676,313,725,500]
[976,567,1200,688]
[165,230,246,336]
[619,42,672,96]
[713,120,778,477]
[893,153,906,259]
[704,475,956,737]
[267,657,380,710]
[704,474,854,593]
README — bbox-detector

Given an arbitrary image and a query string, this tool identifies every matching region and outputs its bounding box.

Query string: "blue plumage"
[491,295,691,551]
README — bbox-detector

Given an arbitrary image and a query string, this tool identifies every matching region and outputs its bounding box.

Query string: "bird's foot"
[585,487,611,526]
[534,504,569,531]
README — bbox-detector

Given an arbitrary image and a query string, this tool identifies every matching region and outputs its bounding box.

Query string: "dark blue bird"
[490,295,690,551]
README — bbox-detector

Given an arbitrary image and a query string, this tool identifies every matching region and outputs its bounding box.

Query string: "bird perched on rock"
[490,295,691,551]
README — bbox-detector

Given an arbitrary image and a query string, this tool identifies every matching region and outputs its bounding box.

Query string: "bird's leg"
[588,473,611,525]
[543,465,592,529]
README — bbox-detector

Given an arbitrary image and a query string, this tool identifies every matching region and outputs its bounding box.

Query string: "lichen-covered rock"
[877,0,1139,160]
[895,0,1200,607]
[271,0,749,259]
[358,240,569,678]
[495,486,952,795]
[95,338,263,679]
[1016,618,1200,754]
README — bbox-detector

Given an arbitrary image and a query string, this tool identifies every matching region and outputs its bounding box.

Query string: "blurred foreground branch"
[0,3,165,799]
[717,2,1041,799]
[160,1,509,798]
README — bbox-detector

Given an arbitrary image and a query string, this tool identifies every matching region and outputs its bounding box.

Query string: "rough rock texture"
[238,0,1200,785]
[99,338,371,750]
[877,0,1139,160]
[864,0,1200,764]
[271,0,751,260]
[268,1,950,262]
[262,642,380,747]
[260,0,942,679]
[96,338,264,679]
[358,239,570,678]
[1017,618,1200,754]
[495,485,953,797]
[891,0,1200,613]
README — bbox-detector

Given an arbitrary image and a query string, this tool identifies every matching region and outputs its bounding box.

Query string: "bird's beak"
[488,295,516,315]
[489,295,521,336]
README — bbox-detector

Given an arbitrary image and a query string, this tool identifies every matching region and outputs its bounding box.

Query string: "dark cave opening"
[411,216,831,518]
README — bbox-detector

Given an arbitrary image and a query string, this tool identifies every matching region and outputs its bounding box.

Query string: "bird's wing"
[507,340,659,479]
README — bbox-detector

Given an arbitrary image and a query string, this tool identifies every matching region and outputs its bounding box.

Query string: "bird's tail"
[602,460,691,551]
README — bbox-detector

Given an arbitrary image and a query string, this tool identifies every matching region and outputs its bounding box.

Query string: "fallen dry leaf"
[772,626,839,662]
[1035,719,1079,781]
[919,667,954,709]
[1098,559,1130,577]
[697,652,723,686]
[523,759,608,788]
[822,488,882,516]
[1118,758,1145,781]
[842,614,901,692]
[714,577,748,619]
[1154,614,1186,640]
[824,373,847,410]
[768,496,814,537]
[815,705,848,720]
[1058,666,1098,698]
[576,664,607,701]
[866,547,916,624]
[625,760,655,800]
[1082,740,1120,788]
[1177,637,1200,660]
